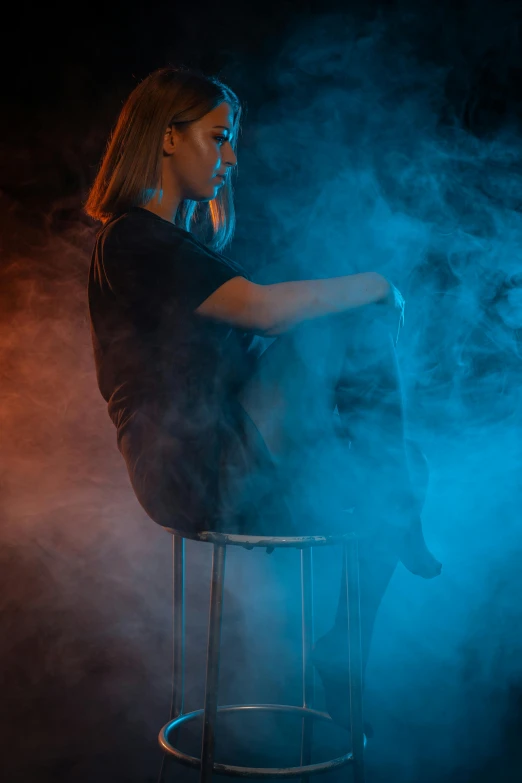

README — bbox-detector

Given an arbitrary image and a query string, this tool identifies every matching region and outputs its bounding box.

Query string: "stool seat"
[164,526,358,550]
[158,524,366,782]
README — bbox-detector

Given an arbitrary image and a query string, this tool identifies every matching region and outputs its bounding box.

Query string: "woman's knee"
[325,310,397,399]
[287,309,396,391]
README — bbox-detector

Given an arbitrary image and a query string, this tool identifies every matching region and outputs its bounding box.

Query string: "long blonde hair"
[84,65,242,252]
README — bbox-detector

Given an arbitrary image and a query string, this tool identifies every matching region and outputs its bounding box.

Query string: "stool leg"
[300,546,315,780]
[344,538,365,783]
[158,535,185,783]
[200,542,227,783]
[173,535,186,718]
[160,536,186,783]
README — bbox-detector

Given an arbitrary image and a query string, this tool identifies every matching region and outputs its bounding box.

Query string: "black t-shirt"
[87,207,297,535]
[88,207,266,441]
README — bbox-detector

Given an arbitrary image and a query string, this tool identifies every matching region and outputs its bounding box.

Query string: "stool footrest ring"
[159,703,366,778]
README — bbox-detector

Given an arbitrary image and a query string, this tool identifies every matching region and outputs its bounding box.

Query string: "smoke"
[235,10,522,427]
[0,193,254,780]
[1,3,522,781]
[223,6,522,780]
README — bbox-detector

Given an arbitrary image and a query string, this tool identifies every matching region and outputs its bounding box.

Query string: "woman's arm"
[195,272,389,335]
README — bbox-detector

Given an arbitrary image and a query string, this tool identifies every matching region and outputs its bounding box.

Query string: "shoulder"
[96,208,187,256]
[94,208,251,280]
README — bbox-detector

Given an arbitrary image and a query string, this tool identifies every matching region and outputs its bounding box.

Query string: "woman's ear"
[162,126,177,155]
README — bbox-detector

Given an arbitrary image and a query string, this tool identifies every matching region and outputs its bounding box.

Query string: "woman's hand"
[378,277,405,346]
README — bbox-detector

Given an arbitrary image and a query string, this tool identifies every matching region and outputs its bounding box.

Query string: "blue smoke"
[221,9,522,780]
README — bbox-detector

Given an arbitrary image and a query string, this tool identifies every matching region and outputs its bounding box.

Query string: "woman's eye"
[215,135,228,145]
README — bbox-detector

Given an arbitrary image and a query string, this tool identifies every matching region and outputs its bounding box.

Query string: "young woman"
[86,65,441,730]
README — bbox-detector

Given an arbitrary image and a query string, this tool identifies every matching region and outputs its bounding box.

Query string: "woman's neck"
[142,194,179,223]
[143,169,181,222]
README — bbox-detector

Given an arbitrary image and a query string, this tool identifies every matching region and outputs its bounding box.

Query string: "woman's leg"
[236,311,440,729]
[333,309,441,578]
[311,439,430,730]
[237,307,440,575]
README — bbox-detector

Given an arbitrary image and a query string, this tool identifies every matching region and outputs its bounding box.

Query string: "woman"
[85,65,441,730]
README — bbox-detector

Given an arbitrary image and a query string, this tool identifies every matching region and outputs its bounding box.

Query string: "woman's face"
[165,101,237,202]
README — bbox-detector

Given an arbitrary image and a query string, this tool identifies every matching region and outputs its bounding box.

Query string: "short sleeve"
[174,235,245,311]
[96,212,243,314]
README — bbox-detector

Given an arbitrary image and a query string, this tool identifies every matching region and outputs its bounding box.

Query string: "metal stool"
[158,529,366,782]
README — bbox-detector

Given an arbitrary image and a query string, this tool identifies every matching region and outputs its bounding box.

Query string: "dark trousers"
[233,306,429,676]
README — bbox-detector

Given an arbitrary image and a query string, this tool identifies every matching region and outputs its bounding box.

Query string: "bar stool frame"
[158,530,366,783]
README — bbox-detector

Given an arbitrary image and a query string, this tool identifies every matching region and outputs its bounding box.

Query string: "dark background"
[1,1,522,781]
